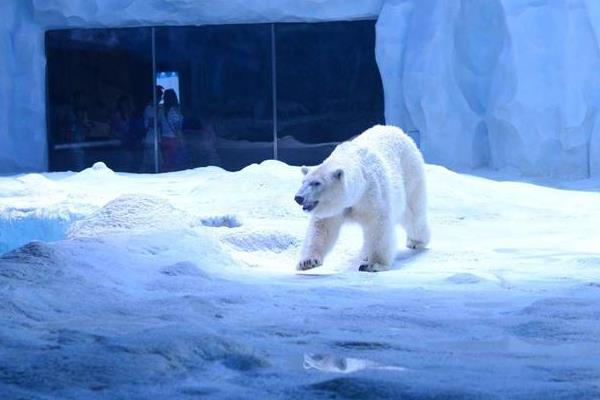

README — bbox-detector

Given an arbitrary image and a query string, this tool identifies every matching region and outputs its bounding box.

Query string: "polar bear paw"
[297,258,322,271]
[358,263,388,273]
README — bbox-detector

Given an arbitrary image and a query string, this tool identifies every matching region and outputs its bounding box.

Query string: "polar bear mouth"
[302,201,319,212]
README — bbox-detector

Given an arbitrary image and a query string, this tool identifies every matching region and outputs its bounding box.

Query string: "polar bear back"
[352,125,423,178]
[352,125,424,215]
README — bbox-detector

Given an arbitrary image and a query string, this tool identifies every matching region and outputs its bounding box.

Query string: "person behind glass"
[111,95,131,140]
[68,105,92,171]
[161,89,184,172]
[111,95,138,172]
[142,85,164,172]
[197,114,221,167]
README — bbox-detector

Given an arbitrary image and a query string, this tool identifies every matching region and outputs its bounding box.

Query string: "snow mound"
[0,174,64,203]
[67,194,192,238]
[0,241,64,284]
[66,162,117,183]
[104,328,268,372]
[222,229,299,253]
[445,273,487,285]
[159,261,211,278]
[0,174,61,197]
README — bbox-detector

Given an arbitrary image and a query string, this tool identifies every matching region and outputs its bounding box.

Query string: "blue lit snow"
[0,161,599,399]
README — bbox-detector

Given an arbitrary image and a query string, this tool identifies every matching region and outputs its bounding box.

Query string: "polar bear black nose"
[294,195,304,205]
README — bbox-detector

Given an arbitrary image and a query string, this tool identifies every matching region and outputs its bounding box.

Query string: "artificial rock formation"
[1,0,598,178]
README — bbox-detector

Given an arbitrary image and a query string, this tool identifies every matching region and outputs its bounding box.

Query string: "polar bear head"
[294,164,346,217]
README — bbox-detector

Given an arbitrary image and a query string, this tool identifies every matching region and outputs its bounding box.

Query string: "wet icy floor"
[0,161,599,399]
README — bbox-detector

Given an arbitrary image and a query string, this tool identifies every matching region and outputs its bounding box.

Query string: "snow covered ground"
[0,161,599,399]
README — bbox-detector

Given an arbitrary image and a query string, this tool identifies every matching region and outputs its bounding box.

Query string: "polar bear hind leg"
[402,180,431,249]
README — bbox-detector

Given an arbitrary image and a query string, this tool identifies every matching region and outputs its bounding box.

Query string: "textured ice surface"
[0,162,599,399]
[1,0,600,177]
[67,193,193,238]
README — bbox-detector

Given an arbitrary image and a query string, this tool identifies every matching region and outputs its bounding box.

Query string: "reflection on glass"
[156,71,181,105]
[46,28,153,172]
[275,21,384,166]
[46,21,383,173]
[155,25,273,172]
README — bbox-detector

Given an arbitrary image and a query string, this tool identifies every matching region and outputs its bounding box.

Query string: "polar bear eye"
[311,181,321,187]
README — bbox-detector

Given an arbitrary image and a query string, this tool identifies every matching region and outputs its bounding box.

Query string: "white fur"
[295,125,431,272]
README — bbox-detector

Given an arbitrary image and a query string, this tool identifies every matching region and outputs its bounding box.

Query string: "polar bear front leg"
[297,215,343,271]
[358,216,396,272]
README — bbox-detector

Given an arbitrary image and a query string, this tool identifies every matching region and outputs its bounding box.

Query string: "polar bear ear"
[333,169,343,180]
[301,166,310,175]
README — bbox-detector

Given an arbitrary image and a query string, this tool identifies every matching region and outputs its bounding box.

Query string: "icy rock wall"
[0,1,47,173]
[377,0,600,178]
[0,0,599,178]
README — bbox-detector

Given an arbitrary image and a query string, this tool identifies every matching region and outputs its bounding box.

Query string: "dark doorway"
[45,20,383,172]
[275,20,385,166]
[46,28,153,172]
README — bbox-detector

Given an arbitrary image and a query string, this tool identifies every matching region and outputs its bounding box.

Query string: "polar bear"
[294,125,430,272]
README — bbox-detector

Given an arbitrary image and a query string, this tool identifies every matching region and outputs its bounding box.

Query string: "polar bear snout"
[302,201,319,212]
[295,183,321,212]
[295,193,319,212]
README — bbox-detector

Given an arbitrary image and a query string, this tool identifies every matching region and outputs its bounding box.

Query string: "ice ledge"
[31,0,384,27]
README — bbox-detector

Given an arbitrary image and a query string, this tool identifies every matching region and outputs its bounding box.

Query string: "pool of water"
[0,211,76,255]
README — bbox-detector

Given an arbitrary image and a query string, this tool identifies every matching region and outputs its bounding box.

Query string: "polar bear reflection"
[303,353,407,373]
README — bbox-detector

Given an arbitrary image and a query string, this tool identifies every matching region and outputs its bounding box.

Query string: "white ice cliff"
[0,0,599,178]
[377,0,600,178]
